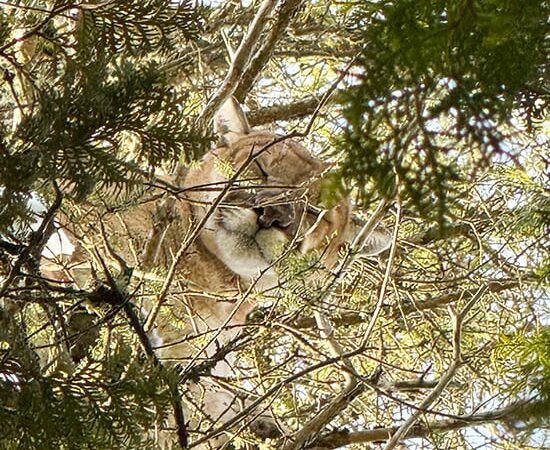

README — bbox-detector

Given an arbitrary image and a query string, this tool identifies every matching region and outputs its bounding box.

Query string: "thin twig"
[359,200,401,348]
[382,285,488,450]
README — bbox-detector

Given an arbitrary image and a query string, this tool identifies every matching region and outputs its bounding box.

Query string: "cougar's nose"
[256,204,295,229]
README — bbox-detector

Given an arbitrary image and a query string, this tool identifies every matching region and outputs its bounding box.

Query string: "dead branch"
[93,250,189,449]
[383,287,486,449]
[198,0,278,125]
[234,0,306,102]
[289,279,522,329]
[307,398,542,449]
[358,200,400,347]
[247,93,338,126]
[402,280,519,315]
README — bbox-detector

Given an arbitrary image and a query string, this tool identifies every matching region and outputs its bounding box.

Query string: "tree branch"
[92,250,189,449]
[402,280,518,315]
[283,383,366,450]
[383,287,485,449]
[247,93,339,126]
[359,200,400,348]
[280,313,362,450]
[234,0,306,102]
[308,398,543,449]
[289,279,522,329]
[197,0,278,125]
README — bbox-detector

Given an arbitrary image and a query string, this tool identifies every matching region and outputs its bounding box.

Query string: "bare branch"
[403,280,519,315]
[382,286,487,450]
[197,0,278,125]
[283,383,366,450]
[280,313,360,450]
[308,398,542,449]
[247,94,326,125]
[93,251,189,449]
[289,279,522,329]
[234,0,306,102]
[359,200,401,348]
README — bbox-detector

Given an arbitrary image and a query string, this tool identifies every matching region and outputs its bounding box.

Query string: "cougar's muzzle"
[255,203,295,229]
[220,188,303,239]
[252,188,302,237]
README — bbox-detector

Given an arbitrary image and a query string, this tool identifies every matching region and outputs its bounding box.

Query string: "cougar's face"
[182,98,356,291]
[187,132,327,290]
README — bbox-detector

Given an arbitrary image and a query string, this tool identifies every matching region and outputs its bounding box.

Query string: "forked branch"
[382,286,487,450]
[198,0,278,125]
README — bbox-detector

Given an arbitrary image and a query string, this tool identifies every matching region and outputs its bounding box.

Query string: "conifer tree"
[1,1,548,449]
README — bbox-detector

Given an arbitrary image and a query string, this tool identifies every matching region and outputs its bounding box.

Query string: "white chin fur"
[210,212,287,290]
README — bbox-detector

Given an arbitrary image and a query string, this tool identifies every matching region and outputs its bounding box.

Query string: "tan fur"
[47,100,353,449]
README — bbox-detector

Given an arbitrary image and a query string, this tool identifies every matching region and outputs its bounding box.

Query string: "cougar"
[46,98,390,449]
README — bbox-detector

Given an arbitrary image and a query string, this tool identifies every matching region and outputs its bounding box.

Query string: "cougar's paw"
[249,417,282,440]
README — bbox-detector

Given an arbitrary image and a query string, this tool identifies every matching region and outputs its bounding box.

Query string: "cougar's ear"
[214,97,250,146]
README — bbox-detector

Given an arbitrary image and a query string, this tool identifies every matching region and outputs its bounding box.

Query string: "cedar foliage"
[338,0,548,221]
[0,0,202,229]
[1,1,201,449]
[1,1,549,449]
